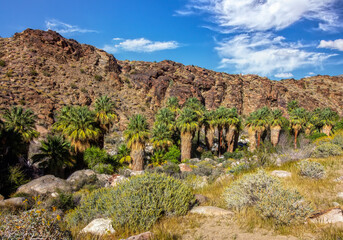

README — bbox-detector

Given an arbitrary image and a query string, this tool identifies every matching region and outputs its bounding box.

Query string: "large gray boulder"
[67,169,111,190]
[16,175,72,195]
[0,197,28,208]
[81,218,115,235]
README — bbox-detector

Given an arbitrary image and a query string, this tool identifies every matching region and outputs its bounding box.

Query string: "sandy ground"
[181,216,302,240]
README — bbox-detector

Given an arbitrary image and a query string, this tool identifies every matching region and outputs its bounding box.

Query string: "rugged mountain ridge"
[0,29,342,131]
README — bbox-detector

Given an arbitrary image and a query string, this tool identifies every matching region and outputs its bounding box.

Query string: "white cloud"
[45,19,97,34]
[275,73,294,78]
[113,37,123,41]
[318,39,343,51]
[216,33,335,76]
[103,38,180,53]
[181,0,340,32]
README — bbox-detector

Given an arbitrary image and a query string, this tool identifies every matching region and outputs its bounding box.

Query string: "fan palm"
[289,108,307,149]
[54,106,100,153]
[318,108,339,136]
[177,107,199,160]
[32,135,74,177]
[215,106,230,155]
[3,106,39,143]
[166,96,180,113]
[204,110,216,150]
[124,114,150,171]
[151,122,173,151]
[225,108,242,153]
[270,109,287,147]
[185,97,205,145]
[287,100,299,113]
[155,107,176,131]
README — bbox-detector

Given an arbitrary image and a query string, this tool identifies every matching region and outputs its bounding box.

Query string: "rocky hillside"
[0,29,342,131]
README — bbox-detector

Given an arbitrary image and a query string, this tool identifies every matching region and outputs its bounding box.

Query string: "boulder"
[66,169,111,190]
[190,206,234,216]
[124,231,153,240]
[130,171,145,176]
[109,175,128,187]
[309,208,343,224]
[194,194,208,204]
[81,218,115,235]
[271,170,292,178]
[0,197,28,208]
[16,175,72,195]
[179,163,193,172]
[0,194,4,201]
[337,192,343,199]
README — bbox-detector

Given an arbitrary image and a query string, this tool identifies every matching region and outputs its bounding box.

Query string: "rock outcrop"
[1,29,342,131]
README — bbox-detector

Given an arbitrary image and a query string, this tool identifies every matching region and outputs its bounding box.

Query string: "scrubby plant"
[83,147,119,174]
[163,145,181,164]
[311,142,343,158]
[223,151,243,160]
[0,59,6,67]
[332,132,343,149]
[51,190,76,211]
[201,151,214,160]
[223,170,313,225]
[308,132,328,142]
[298,160,325,179]
[192,161,213,176]
[8,165,29,190]
[65,173,194,232]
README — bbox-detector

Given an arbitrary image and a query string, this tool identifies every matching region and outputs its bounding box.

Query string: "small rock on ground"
[0,197,28,208]
[337,192,343,199]
[123,231,153,240]
[179,163,193,172]
[81,218,115,235]
[195,194,208,204]
[271,170,292,178]
[190,206,234,216]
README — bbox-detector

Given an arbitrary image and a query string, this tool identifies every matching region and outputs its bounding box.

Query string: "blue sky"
[1,0,343,79]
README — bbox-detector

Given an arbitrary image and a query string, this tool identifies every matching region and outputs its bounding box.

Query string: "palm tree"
[289,107,307,149]
[124,114,150,171]
[185,97,205,145]
[215,106,230,156]
[151,122,173,151]
[270,109,287,147]
[32,135,74,177]
[246,107,271,149]
[204,110,216,150]
[318,108,339,136]
[155,107,176,130]
[287,100,299,113]
[54,106,100,153]
[3,106,39,143]
[177,107,199,160]
[94,95,117,148]
[166,96,180,113]
[225,108,242,153]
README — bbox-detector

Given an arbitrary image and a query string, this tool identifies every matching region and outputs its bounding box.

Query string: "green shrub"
[9,165,29,190]
[224,170,313,225]
[334,119,343,131]
[162,162,180,176]
[65,173,194,232]
[311,142,343,158]
[201,151,214,160]
[298,160,325,179]
[151,150,166,166]
[255,184,313,225]
[308,132,327,142]
[332,133,343,149]
[51,190,75,211]
[94,75,103,81]
[224,151,244,160]
[164,145,181,164]
[228,162,249,175]
[84,147,119,174]
[0,59,6,67]
[192,161,213,176]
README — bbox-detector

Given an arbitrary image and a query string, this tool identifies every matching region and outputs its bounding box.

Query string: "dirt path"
[181,217,301,240]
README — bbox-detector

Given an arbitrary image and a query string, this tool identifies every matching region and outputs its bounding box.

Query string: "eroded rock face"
[0,29,342,132]
[16,175,72,195]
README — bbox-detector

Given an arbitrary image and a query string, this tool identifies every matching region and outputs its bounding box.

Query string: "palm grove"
[0,96,342,195]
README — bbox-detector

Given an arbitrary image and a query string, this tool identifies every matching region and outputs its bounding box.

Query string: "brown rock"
[179,163,193,172]
[125,231,153,240]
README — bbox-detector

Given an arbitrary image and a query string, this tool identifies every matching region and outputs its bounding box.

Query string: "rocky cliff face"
[0,29,342,131]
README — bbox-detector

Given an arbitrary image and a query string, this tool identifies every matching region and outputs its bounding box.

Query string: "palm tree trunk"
[248,127,257,152]
[181,131,192,161]
[197,128,201,146]
[131,143,145,171]
[226,126,236,153]
[257,131,262,148]
[218,127,223,156]
[294,129,299,149]
[206,126,215,150]
[322,125,332,136]
[270,125,281,147]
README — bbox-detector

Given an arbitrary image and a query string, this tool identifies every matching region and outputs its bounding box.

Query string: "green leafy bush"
[84,147,119,174]
[332,133,343,149]
[223,151,243,160]
[311,143,343,158]
[164,145,181,164]
[201,151,214,160]
[334,119,343,131]
[192,161,213,176]
[223,170,313,225]
[308,132,327,142]
[9,165,29,190]
[51,190,76,211]
[65,173,194,232]
[298,160,325,179]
